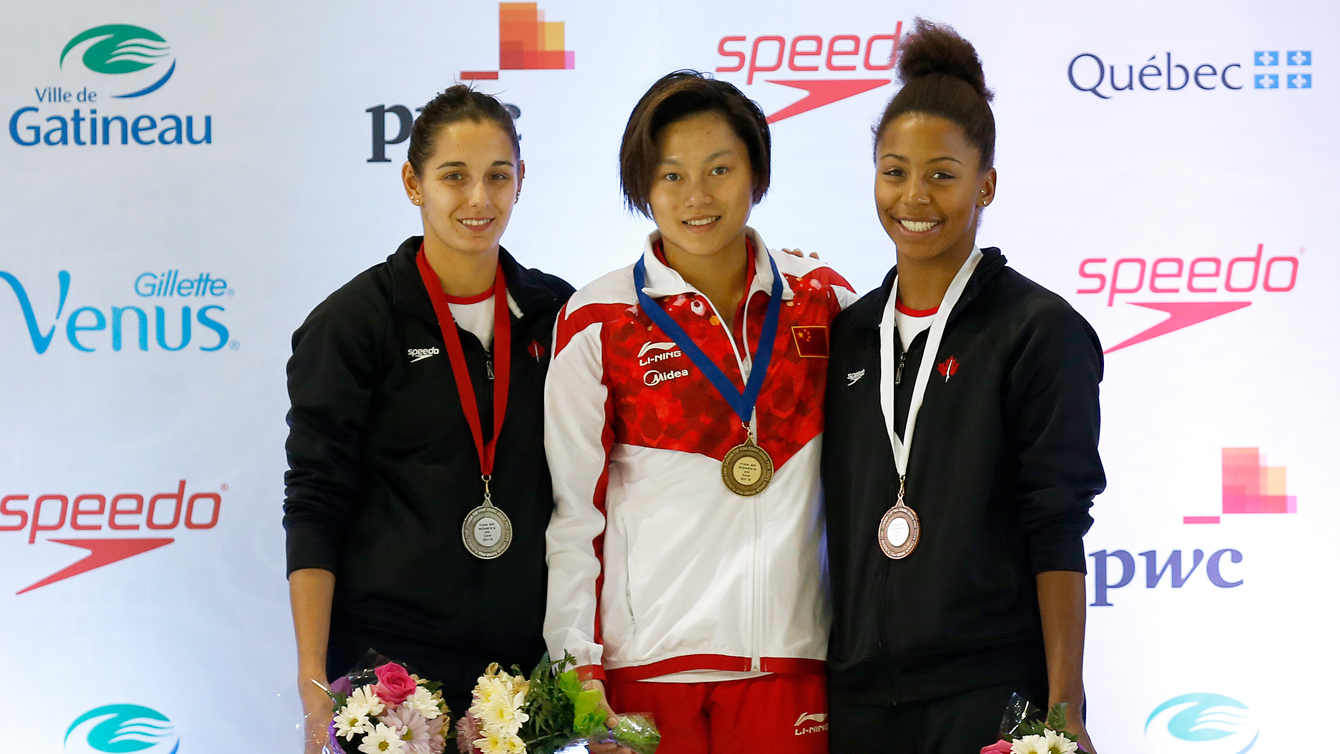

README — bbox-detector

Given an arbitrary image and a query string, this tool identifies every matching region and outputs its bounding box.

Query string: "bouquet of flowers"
[322,650,452,754]
[980,694,1086,754]
[456,653,660,754]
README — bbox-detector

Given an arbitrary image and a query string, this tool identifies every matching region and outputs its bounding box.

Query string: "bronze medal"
[878,476,920,559]
[722,435,774,496]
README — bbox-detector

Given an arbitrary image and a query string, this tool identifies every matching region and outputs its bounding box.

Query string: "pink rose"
[371,662,418,706]
[981,741,1013,754]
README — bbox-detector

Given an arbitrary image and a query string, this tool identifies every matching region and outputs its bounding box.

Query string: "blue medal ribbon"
[633,248,784,426]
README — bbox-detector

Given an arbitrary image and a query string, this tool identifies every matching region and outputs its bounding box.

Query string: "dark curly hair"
[407,84,520,176]
[874,19,995,168]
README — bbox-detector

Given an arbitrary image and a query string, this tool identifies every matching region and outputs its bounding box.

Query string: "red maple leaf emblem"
[528,340,547,360]
[936,356,959,381]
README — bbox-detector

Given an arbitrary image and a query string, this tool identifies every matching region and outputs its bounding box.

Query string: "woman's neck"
[895,245,974,312]
[423,238,499,299]
[663,231,750,328]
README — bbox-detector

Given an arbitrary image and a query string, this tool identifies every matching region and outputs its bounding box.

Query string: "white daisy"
[347,686,386,718]
[357,722,406,753]
[334,708,372,740]
[1011,735,1050,754]
[402,686,442,720]
[1044,729,1078,754]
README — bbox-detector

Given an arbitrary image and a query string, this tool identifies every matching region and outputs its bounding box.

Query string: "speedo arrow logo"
[765,79,891,123]
[1104,301,1251,354]
[19,538,173,594]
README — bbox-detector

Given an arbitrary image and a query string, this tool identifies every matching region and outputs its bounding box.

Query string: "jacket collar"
[638,226,797,302]
[388,235,560,325]
[852,246,1008,330]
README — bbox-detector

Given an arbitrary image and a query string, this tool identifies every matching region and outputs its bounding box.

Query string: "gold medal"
[878,476,920,559]
[722,431,773,496]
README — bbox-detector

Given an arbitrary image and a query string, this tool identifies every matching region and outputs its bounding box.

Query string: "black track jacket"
[283,236,573,708]
[822,247,1105,706]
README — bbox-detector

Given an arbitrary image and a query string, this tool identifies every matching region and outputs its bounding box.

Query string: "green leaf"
[1046,702,1069,731]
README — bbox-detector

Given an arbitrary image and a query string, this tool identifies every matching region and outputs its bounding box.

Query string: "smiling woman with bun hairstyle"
[821,20,1104,753]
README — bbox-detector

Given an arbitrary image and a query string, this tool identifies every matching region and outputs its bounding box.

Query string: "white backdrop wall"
[1,1,1336,752]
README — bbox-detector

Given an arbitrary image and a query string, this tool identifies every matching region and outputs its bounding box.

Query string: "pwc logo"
[714,24,903,123]
[1077,244,1300,353]
[2,480,222,594]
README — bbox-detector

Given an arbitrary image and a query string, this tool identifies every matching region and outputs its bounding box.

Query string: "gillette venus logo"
[1146,693,1258,754]
[3,480,222,595]
[0,269,235,353]
[9,24,213,147]
[714,25,902,123]
[66,704,180,754]
[1077,244,1300,353]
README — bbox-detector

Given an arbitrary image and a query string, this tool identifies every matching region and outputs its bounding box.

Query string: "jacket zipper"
[697,284,766,671]
[895,350,906,385]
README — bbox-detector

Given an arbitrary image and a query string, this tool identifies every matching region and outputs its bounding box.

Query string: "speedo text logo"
[3,480,224,594]
[1,269,235,353]
[9,24,212,147]
[1069,48,1314,99]
[1076,243,1300,353]
[714,24,902,123]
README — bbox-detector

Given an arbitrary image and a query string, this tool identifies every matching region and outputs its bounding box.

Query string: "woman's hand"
[300,677,332,754]
[582,679,634,754]
[1065,715,1096,754]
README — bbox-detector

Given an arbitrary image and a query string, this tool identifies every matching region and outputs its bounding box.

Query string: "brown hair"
[619,70,771,217]
[874,19,995,168]
[407,85,520,176]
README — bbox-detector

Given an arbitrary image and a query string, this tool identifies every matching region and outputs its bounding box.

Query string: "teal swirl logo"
[59,25,176,98]
[1145,693,1258,754]
[64,704,179,753]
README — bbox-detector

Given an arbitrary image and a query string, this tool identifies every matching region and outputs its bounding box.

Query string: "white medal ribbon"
[879,247,983,479]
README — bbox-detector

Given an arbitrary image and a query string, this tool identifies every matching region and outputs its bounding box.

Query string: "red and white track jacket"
[543,228,857,683]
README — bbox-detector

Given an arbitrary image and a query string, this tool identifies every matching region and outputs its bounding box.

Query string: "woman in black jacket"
[282,86,572,752]
[822,20,1104,754]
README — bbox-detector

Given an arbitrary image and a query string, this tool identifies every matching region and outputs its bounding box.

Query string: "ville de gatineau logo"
[10,23,212,147]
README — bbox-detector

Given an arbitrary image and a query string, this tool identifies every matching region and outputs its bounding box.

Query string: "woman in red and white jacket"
[543,71,856,754]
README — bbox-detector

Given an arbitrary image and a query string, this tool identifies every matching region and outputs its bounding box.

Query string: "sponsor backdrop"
[1,0,1335,751]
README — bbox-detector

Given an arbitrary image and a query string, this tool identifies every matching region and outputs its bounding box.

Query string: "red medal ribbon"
[416,247,511,480]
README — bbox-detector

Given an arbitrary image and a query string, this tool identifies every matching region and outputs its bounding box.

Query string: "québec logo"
[1076,244,1300,353]
[65,704,179,754]
[9,23,212,147]
[0,269,234,353]
[2,480,223,594]
[714,24,902,123]
[1145,693,1258,754]
[1069,49,1313,99]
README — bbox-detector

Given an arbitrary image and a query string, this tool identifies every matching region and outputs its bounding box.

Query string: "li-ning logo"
[1145,693,1258,753]
[793,712,828,736]
[846,369,865,386]
[65,704,180,753]
[715,25,903,123]
[60,25,176,98]
[638,341,682,366]
[408,347,440,363]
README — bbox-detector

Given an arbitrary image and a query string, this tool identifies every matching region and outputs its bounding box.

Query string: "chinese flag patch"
[791,325,829,358]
